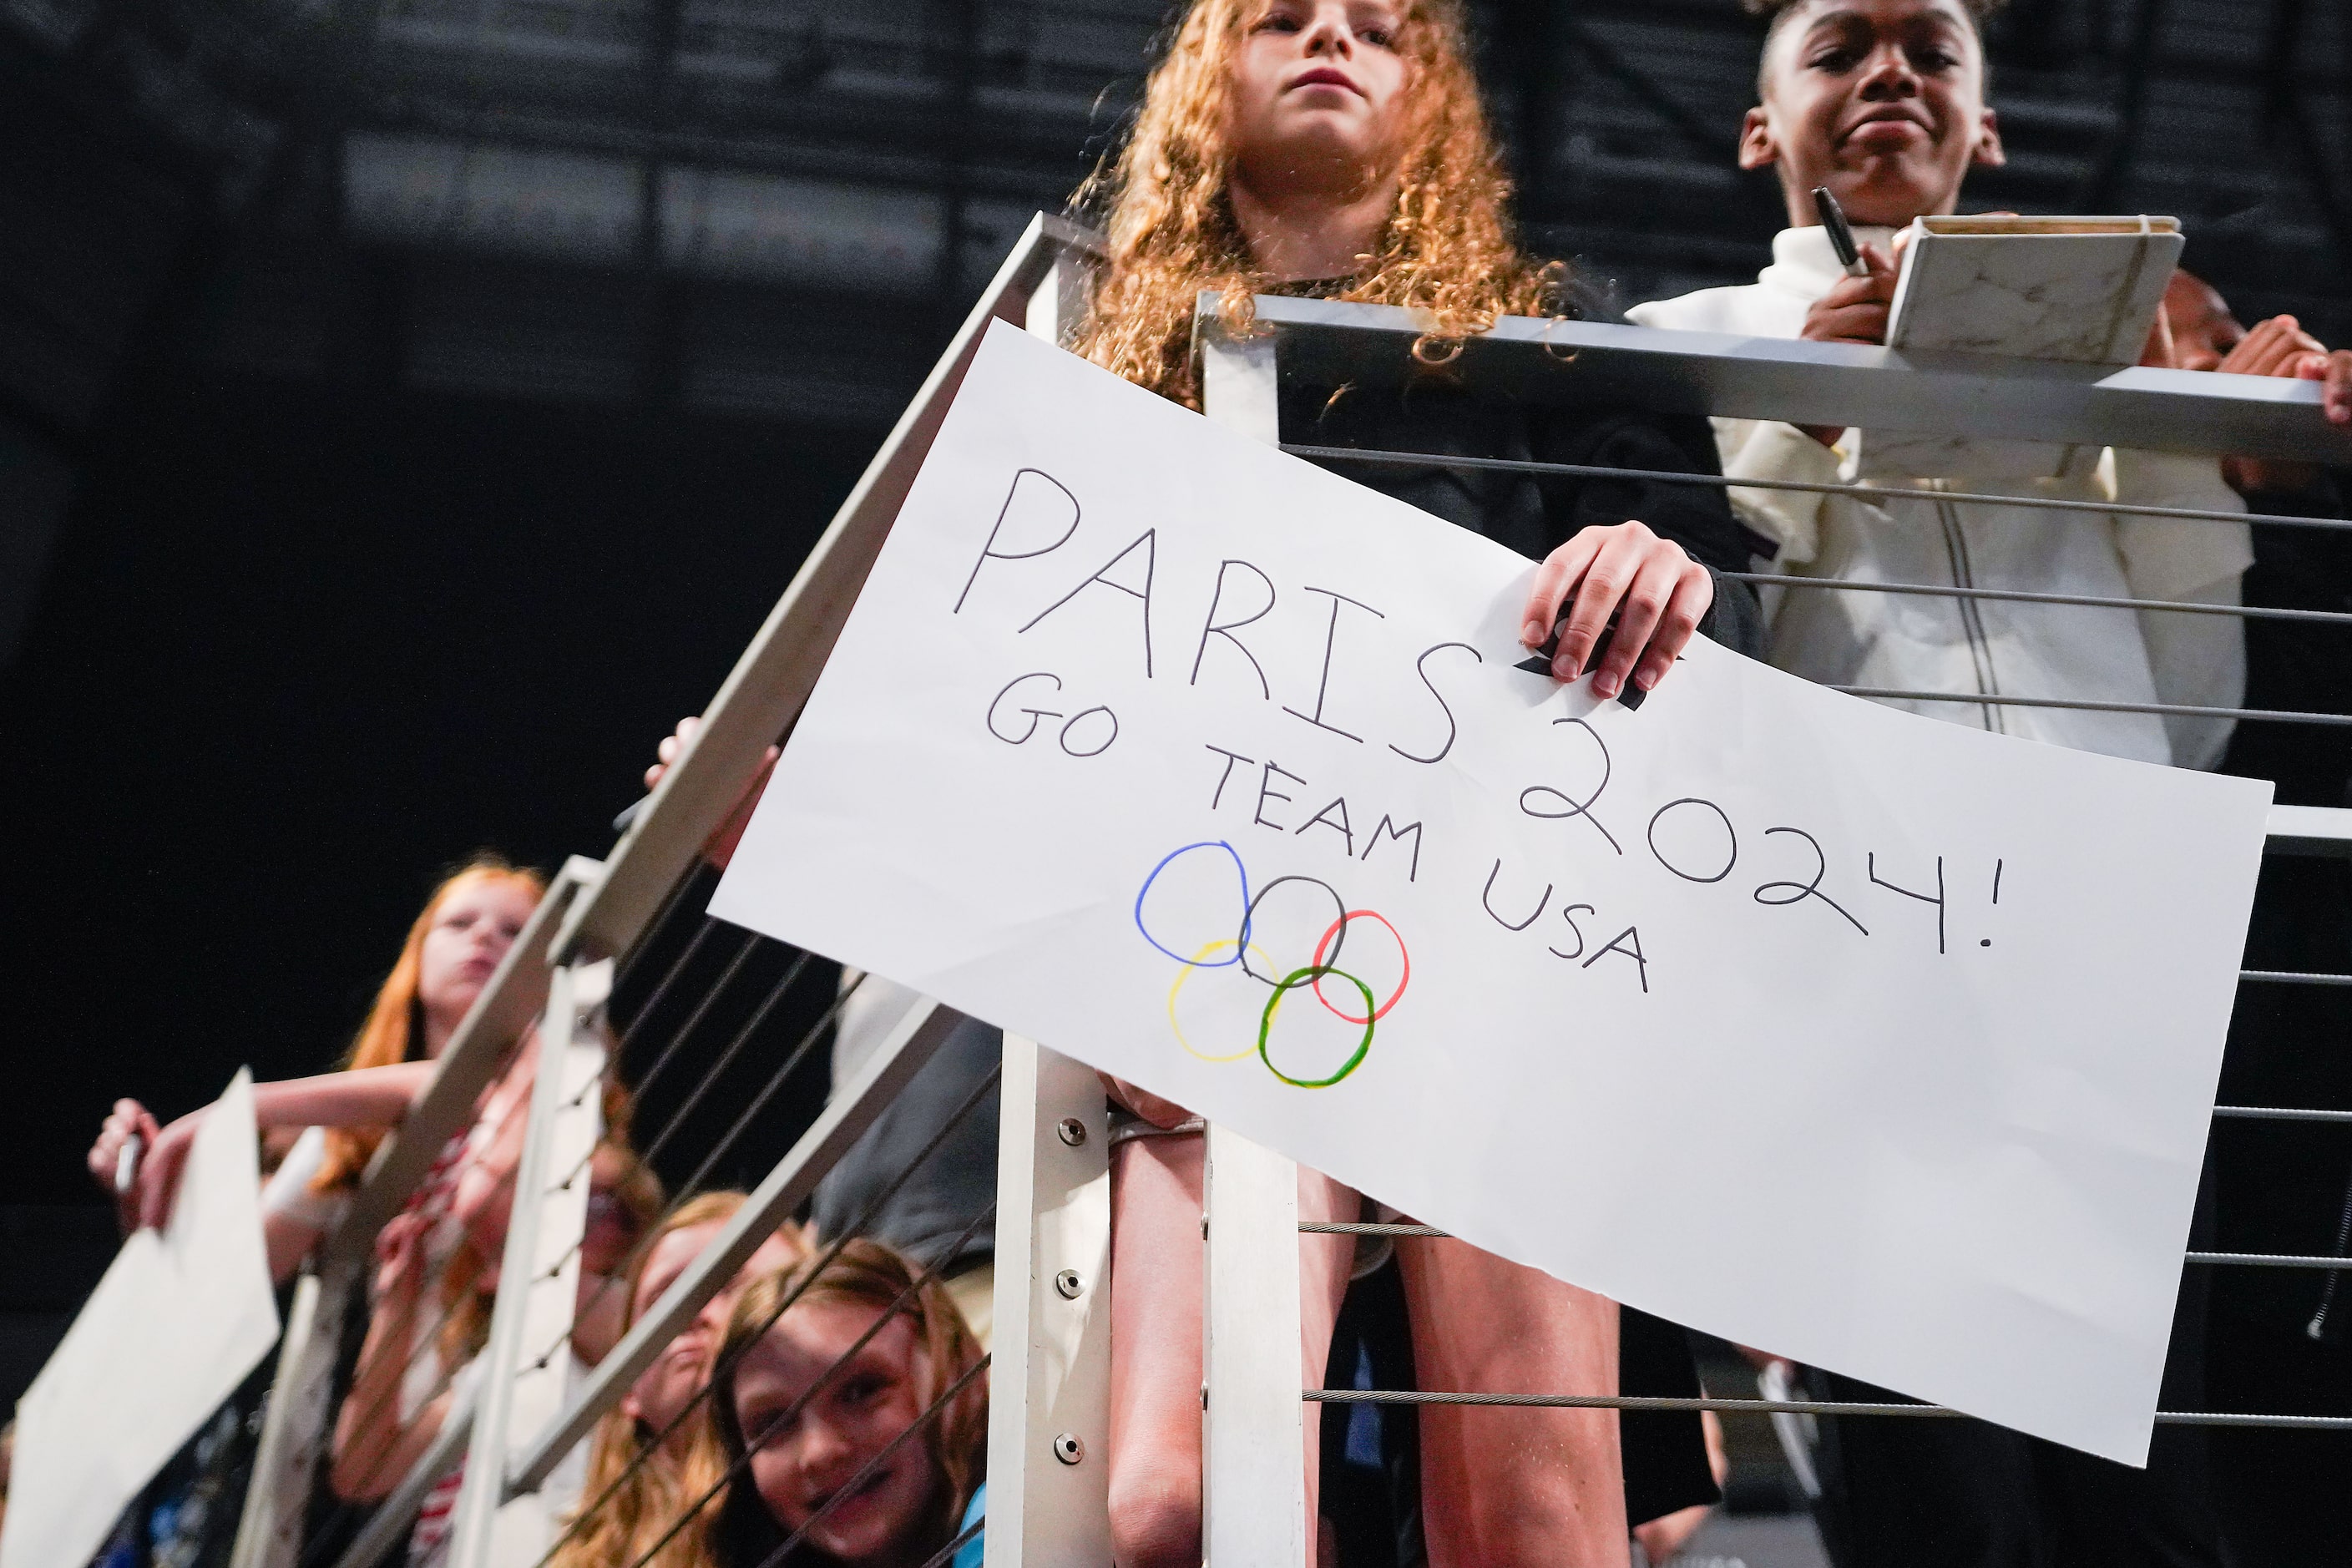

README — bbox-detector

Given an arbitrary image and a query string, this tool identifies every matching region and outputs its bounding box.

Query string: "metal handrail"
[1240,292,2352,467]
[551,214,1105,969]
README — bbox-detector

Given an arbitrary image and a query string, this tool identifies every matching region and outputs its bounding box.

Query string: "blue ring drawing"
[1133,839,1254,967]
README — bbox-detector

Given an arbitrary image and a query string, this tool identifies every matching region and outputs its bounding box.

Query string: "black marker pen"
[1812,186,1873,279]
[1516,611,1646,710]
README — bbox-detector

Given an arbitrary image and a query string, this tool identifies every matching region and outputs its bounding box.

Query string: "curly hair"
[1070,0,1564,407]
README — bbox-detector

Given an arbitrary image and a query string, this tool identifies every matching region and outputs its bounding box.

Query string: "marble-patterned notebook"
[1857,215,2185,482]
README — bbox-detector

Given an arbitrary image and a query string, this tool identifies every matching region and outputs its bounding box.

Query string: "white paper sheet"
[711,320,2272,1464]
[3,1070,282,1568]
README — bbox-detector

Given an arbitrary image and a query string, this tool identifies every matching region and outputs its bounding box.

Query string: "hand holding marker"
[1813,186,1874,279]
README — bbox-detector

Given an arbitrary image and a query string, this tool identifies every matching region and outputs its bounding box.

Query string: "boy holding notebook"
[1628,0,2251,776]
[1626,3,2246,1565]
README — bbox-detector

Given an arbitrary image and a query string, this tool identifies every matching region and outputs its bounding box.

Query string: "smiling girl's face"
[733,1302,940,1565]
[1229,0,1412,205]
[1739,0,2003,230]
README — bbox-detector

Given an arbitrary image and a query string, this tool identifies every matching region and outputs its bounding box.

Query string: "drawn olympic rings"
[1240,876,1350,985]
[1310,912,1410,1024]
[1137,842,1410,1087]
[1168,939,1275,1062]
[1134,841,1252,965]
[1261,967,1377,1088]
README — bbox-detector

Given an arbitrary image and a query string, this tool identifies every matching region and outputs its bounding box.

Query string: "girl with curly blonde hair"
[1072,3,1763,1564]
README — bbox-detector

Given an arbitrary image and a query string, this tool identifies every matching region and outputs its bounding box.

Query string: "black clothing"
[811,1012,1000,1272]
[1619,1308,1722,1527]
[1813,1307,2228,1568]
[2208,474,2352,1568]
[1279,377,1768,663]
[2218,474,2352,807]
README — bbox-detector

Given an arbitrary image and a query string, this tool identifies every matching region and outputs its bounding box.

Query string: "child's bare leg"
[1399,1237,1630,1567]
[1105,1129,1353,1567]
[1108,1130,1207,1568]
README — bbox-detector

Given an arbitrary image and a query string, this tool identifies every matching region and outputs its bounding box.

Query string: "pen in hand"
[1813,186,1874,280]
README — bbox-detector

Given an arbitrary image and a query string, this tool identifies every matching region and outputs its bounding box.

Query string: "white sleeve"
[261,1125,346,1231]
[2138,575,2247,771]
[2111,450,2252,599]
[1720,419,1845,568]
[2109,451,2250,771]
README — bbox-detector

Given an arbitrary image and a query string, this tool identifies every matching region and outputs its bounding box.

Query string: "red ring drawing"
[1309,911,1410,1024]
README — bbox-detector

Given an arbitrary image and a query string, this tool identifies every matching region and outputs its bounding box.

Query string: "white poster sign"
[3,1071,281,1568]
[713,320,2270,1464]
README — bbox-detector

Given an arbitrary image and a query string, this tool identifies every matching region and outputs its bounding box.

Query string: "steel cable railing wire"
[1301,1222,2352,1269]
[606,1201,999,1568]
[1299,1390,2352,1428]
[1831,687,2352,726]
[658,978,887,1240]
[611,862,718,997]
[325,1156,528,1487]
[1724,570,2352,626]
[1286,444,2352,535]
[520,968,872,1378]
[620,925,767,1112]
[2213,1105,2352,1123]
[629,952,817,1176]
[539,948,821,1279]
[526,1062,1004,1568]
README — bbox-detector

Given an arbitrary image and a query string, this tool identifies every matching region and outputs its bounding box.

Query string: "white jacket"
[1627,225,2251,769]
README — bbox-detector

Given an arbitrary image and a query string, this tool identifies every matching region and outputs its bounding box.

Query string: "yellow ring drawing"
[1168,938,1275,1062]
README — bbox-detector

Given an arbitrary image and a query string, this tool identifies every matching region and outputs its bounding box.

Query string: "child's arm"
[134,1063,441,1231]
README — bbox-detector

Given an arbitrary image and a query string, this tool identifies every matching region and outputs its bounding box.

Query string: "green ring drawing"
[1257,965,1377,1088]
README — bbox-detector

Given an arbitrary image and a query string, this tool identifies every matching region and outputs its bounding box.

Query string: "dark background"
[3,0,2349,1407]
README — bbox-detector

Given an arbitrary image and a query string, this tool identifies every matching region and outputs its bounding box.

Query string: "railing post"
[1195,313,1310,1566]
[984,1037,1113,1566]
[226,1266,345,1568]
[446,959,611,1568]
